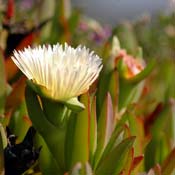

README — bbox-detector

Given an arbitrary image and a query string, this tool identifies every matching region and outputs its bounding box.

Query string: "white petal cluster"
[11,43,103,101]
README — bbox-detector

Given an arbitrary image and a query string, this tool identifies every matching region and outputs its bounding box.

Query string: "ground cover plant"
[0,0,175,175]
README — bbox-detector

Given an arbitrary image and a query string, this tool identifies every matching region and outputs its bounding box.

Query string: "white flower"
[11,43,103,101]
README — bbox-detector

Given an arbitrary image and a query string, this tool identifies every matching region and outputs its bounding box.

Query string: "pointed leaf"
[65,94,97,169]
[108,69,119,113]
[123,148,134,175]
[5,76,26,112]
[0,124,5,175]
[89,95,97,164]
[95,136,135,175]
[118,78,144,110]
[130,155,144,173]
[65,112,77,170]
[9,101,31,142]
[35,133,61,175]
[64,97,85,112]
[65,93,90,169]
[94,93,114,168]
[96,65,114,117]
[0,123,7,148]
[25,84,56,136]
[98,111,129,166]
[25,85,67,171]
[162,147,175,175]
[0,124,6,175]
[128,112,145,156]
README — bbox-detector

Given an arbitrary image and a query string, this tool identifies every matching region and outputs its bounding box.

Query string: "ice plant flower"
[11,43,103,101]
[115,49,145,79]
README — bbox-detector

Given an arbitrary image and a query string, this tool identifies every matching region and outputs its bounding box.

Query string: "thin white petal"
[11,43,103,101]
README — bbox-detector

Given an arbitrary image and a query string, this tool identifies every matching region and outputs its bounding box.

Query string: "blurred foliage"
[0,0,175,175]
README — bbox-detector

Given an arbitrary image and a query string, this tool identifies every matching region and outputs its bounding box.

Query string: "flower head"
[115,49,145,79]
[11,43,103,101]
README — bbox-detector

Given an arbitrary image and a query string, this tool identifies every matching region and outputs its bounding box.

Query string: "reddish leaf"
[5,57,19,81]
[5,19,50,80]
[124,147,134,175]
[123,124,131,138]
[15,33,35,50]
[94,92,115,168]
[144,103,163,135]
[5,76,26,111]
[23,115,32,126]
[5,33,35,80]
[130,155,144,172]
[6,0,14,19]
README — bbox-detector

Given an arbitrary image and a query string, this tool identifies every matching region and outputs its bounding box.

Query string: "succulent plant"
[0,1,175,175]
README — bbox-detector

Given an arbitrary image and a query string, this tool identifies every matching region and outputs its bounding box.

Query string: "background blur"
[72,0,172,25]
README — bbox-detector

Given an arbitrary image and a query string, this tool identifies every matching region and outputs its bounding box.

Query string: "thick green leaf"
[65,93,90,169]
[123,148,134,175]
[5,76,26,112]
[94,93,115,169]
[108,69,119,113]
[27,80,84,114]
[127,112,145,173]
[25,85,56,136]
[89,95,97,164]
[0,123,7,148]
[118,78,144,110]
[0,124,6,175]
[25,85,65,171]
[96,36,117,117]
[127,112,145,156]
[96,67,114,117]
[95,136,135,175]
[65,94,97,169]
[65,112,77,170]
[35,133,61,175]
[98,111,129,167]
[144,103,172,171]
[9,101,30,142]
[162,147,175,175]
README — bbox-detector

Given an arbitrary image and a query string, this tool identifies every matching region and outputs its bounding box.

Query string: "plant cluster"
[0,1,175,175]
